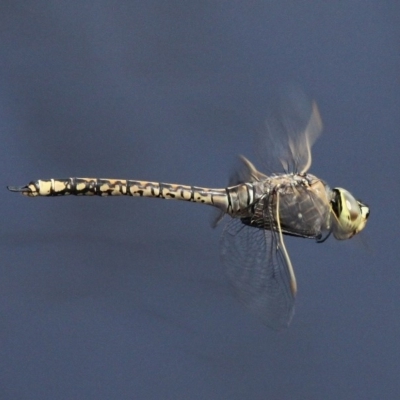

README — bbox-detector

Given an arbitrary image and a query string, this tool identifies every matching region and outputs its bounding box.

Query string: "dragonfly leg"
[275,191,297,296]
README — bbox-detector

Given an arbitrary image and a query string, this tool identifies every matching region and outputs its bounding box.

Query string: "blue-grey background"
[1,2,399,399]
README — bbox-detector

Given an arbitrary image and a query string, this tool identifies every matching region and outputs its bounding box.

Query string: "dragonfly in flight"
[8,98,369,329]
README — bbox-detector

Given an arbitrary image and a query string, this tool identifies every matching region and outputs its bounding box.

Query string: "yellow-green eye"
[331,188,370,240]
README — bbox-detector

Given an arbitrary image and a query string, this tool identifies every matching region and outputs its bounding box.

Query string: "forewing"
[256,90,323,174]
[221,217,295,329]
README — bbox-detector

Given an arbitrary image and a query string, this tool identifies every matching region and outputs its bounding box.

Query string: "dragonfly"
[7,99,369,329]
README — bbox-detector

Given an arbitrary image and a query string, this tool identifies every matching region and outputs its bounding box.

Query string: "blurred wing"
[257,90,323,174]
[290,101,322,174]
[221,217,295,329]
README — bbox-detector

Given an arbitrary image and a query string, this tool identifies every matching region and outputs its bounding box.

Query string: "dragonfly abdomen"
[8,178,255,215]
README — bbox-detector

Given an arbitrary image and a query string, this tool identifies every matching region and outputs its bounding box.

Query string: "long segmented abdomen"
[7,178,255,216]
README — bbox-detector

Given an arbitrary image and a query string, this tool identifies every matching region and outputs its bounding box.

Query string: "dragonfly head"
[331,188,370,240]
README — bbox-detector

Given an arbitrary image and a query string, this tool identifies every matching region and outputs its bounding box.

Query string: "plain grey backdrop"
[1,2,399,399]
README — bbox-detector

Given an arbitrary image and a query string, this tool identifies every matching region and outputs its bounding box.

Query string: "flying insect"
[8,98,369,328]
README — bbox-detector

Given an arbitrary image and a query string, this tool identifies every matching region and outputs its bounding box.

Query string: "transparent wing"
[256,89,323,174]
[221,217,295,330]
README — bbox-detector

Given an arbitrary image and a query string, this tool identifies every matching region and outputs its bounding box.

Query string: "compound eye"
[332,188,369,240]
[342,191,361,222]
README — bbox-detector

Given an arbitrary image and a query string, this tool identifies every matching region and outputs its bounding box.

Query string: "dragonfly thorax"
[245,173,333,240]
